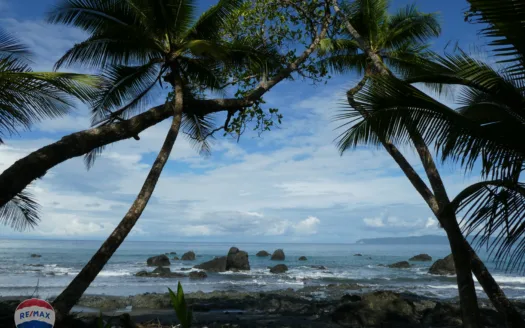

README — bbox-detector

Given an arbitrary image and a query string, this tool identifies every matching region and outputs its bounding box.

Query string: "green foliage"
[168,282,193,328]
[96,312,112,328]
[317,0,440,78]
[0,189,40,231]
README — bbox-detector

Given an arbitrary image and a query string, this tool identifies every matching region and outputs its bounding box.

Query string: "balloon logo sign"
[14,298,55,328]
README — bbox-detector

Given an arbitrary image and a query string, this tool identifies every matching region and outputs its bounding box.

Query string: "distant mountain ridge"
[356,235,450,245]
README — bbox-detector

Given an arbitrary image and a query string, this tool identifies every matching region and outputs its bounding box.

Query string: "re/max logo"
[19,310,51,319]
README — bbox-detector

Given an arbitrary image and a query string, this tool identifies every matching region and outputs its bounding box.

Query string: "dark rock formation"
[298,256,307,261]
[270,264,288,274]
[227,247,250,271]
[172,256,179,260]
[189,271,208,279]
[135,267,186,278]
[181,251,196,261]
[146,254,170,266]
[354,254,363,257]
[194,256,227,272]
[30,254,41,258]
[428,254,455,275]
[310,265,327,270]
[409,254,432,262]
[388,261,411,269]
[271,249,285,261]
[256,250,270,257]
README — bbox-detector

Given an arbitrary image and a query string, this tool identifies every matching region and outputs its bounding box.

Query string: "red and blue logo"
[14,298,55,328]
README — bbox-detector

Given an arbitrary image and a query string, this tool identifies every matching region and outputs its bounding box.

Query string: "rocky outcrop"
[256,250,270,257]
[354,254,363,257]
[332,291,417,327]
[227,247,250,271]
[189,271,208,279]
[271,249,285,261]
[428,254,455,275]
[194,256,227,272]
[409,254,432,262]
[172,256,179,260]
[146,254,170,266]
[181,251,196,261]
[310,265,327,270]
[388,261,411,269]
[166,252,177,255]
[298,256,307,261]
[30,254,41,258]
[270,264,288,274]
[135,267,186,278]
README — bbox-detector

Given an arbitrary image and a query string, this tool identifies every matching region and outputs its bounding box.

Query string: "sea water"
[0,239,523,300]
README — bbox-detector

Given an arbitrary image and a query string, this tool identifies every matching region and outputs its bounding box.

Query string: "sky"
[0,0,488,243]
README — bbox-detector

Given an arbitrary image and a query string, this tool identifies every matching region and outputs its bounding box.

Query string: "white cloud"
[363,217,385,228]
[293,216,320,235]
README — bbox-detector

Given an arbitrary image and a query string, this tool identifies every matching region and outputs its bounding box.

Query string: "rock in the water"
[341,294,362,303]
[194,256,227,272]
[189,271,208,279]
[173,256,179,260]
[181,251,196,261]
[256,250,270,257]
[354,254,363,257]
[180,267,192,271]
[332,291,417,327]
[409,254,432,262]
[270,264,288,274]
[388,261,411,269]
[271,249,285,261]
[135,267,186,278]
[298,256,307,261]
[428,254,455,275]
[146,254,170,266]
[226,247,250,271]
[30,254,41,258]
[310,265,327,270]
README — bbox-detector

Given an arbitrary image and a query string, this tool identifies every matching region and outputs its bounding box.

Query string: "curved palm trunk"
[52,78,185,322]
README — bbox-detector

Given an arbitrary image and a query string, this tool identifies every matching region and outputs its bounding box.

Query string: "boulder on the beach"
[146,254,170,266]
[271,249,285,261]
[354,254,363,257]
[388,261,411,269]
[135,267,186,278]
[173,256,180,260]
[194,256,227,272]
[189,271,208,279]
[256,250,270,257]
[409,254,432,262]
[181,251,196,261]
[152,267,171,275]
[310,265,327,270]
[298,256,307,261]
[30,254,41,258]
[428,254,455,275]
[270,264,288,274]
[227,247,250,271]
[332,291,417,327]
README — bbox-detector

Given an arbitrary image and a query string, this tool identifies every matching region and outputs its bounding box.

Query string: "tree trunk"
[51,77,185,322]
[467,241,525,327]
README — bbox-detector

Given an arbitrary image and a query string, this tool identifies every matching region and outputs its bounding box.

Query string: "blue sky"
[0,0,485,242]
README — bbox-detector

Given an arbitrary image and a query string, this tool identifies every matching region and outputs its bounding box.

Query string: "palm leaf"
[181,112,215,156]
[183,0,243,41]
[385,4,441,49]
[453,180,525,272]
[0,28,31,60]
[0,189,40,231]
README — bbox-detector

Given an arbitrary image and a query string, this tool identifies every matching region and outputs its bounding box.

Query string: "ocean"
[0,239,524,301]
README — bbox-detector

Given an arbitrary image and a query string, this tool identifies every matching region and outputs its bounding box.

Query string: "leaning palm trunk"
[52,77,184,321]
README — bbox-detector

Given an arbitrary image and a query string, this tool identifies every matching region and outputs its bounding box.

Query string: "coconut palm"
[47,0,277,319]
[329,0,525,326]
[0,28,97,230]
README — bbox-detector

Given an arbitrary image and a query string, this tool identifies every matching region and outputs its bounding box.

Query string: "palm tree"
[0,28,97,231]
[328,0,525,326]
[47,0,277,320]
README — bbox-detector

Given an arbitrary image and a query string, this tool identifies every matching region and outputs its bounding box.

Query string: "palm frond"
[342,0,389,49]
[184,0,243,41]
[318,38,360,57]
[453,180,525,272]
[466,0,525,72]
[316,53,368,75]
[0,28,31,60]
[0,189,40,231]
[84,144,107,170]
[385,4,441,49]
[382,42,432,78]
[91,61,161,124]
[181,112,215,156]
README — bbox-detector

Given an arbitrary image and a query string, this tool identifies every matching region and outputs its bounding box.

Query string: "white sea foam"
[98,270,132,277]
[492,275,525,284]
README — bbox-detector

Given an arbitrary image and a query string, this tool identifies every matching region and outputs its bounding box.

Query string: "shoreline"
[3,284,524,327]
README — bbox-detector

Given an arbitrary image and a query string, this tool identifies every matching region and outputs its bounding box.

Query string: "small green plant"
[168,282,193,328]
[96,312,112,328]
